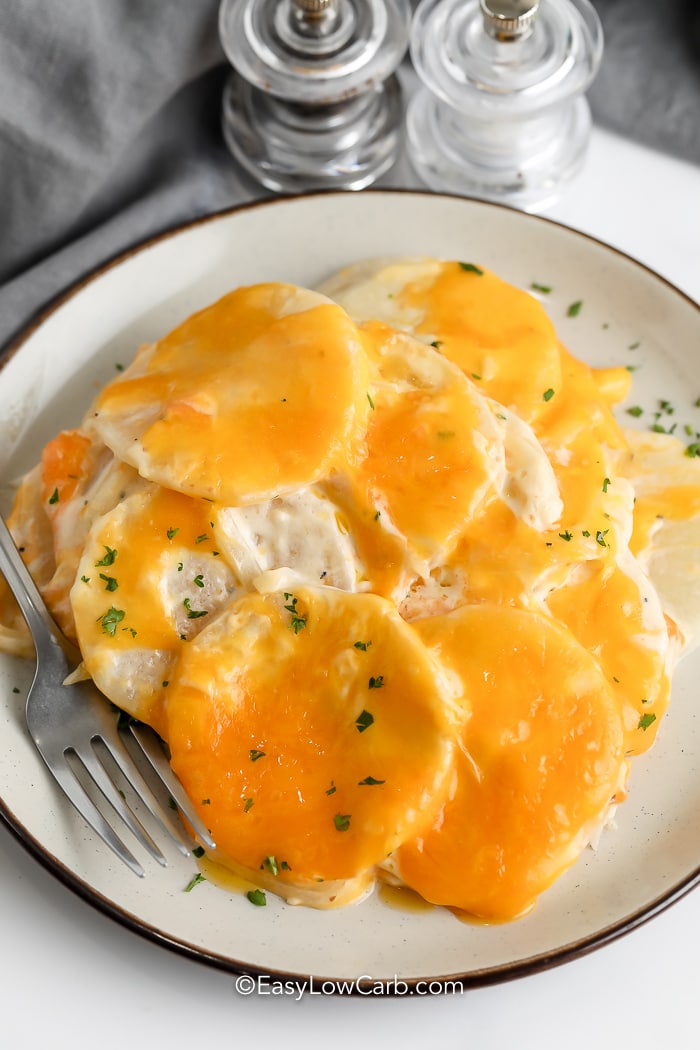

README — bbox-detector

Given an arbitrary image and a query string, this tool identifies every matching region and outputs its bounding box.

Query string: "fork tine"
[97,728,194,856]
[70,742,169,868]
[128,723,216,850]
[41,754,146,877]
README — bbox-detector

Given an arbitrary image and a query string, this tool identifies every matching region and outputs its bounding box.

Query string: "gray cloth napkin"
[0,0,698,353]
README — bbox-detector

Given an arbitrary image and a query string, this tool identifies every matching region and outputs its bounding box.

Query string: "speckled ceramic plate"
[1,192,699,990]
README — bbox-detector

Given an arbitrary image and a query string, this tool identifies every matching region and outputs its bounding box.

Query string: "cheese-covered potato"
[164,585,462,900]
[89,283,371,505]
[396,604,627,920]
[2,260,699,923]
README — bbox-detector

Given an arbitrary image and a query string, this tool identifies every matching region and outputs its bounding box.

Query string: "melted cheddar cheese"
[2,263,699,921]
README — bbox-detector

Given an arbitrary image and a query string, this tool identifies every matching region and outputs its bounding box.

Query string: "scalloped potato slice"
[621,428,700,655]
[164,586,461,891]
[338,325,509,579]
[396,604,626,921]
[71,486,240,733]
[320,257,563,425]
[90,283,370,505]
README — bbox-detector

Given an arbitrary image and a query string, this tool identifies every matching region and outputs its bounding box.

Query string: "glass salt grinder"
[406,0,604,211]
[218,0,412,192]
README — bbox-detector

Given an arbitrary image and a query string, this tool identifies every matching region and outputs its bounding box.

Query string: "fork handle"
[0,512,78,663]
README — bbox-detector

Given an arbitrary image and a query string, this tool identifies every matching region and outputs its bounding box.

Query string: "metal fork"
[0,512,215,876]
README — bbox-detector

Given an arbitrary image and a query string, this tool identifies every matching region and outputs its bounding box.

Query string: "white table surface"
[2,125,700,1050]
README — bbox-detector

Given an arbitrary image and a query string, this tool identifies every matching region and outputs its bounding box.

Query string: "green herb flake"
[201,798,211,805]
[355,709,374,733]
[628,341,640,350]
[626,406,644,418]
[193,574,204,588]
[530,282,552,294]
[368,675,385,689]
[99,573,118,592]
[685,443,700,458]
[95,545,117,567]
[195,533,208,544]
[184,873,206,893]
[358,776,385,786]
[80,575,90,584]
[430,340,443,349]
[48,487,59,505]
[12,687,20,695]
[543,388,555,402]
[183,597,208,619]
[334,813,352,832]
[602,477,611,493]
[567,300,583,317]
[98,607,125,637]
[458,262,484,275]
[325,781,337,796]
[367,392,375,410]
[264,855,279,876]
[283,592,306,634]
[243,798,254,812]
[246,889,267,907]
[638,712,657,731]
[192,846,205,858]
[558,530,573,542]
[595,529,610,548]
[249,749,266,762]
[354,640,372,651]
[166,527,179,541]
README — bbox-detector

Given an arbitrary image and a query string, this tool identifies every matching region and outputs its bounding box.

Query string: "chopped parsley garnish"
[264,855,279,876]
[626,406,644,418]
[367,392,375,410]
[543,388,555,402]
[184,873,206,892]
[628,341,640,350]
[334,813,352,832]
[192,846,205,858]
[98,607,125,636]
[201,798,211,805]
[48,488,59,505]
[243,798,254,812]
[602,477,611,493]
[80,575,90,584]
[430,340,443,349]
[685,443,700,458]
[355,709,374,733]
[558,530,573,542]
[246,889,267,906]
[368,675,385,689]
[530,282,552,294]
[249,749,266,762]
[195,533,208,544]
[638,712,657,731]
[95,545,117,567]
[325,781,337,796]
[459,262,484,275]
[193,574,204,588]
[99,573,118,592]
[283,592,306,633]
[354,640,372,651]
[595,529,609,548]
[183,597,207,619]
[567,300,582,317]
[167,527,179,540]
[358,776,385,786]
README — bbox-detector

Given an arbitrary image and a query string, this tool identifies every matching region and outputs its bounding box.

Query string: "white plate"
[1,191,699,990]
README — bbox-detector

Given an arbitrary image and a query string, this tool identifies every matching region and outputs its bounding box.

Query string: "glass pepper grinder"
[406,0,604,211]
[218,0,412,193]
